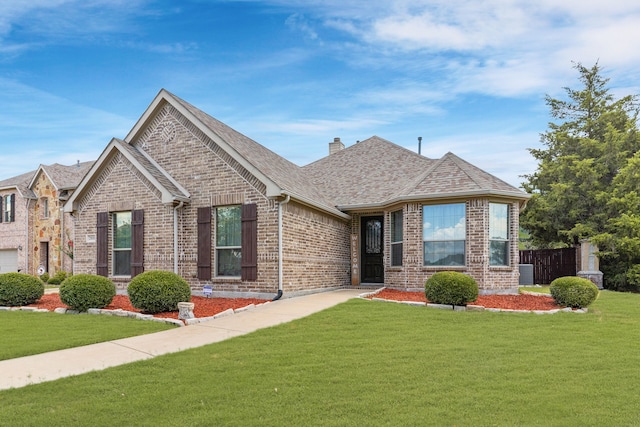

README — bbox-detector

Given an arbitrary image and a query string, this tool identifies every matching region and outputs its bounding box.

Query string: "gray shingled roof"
[168,92,342,214]
[0,170,36,198]
[303,137,527,209]
[39,161,94,190]
[302,136,435,207]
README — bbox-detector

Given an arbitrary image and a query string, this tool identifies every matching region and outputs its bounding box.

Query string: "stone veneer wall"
[380,198,521,293]
[30,171,76,276]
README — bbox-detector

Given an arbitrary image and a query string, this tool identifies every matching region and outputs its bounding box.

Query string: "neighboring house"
[0,171,33,273]
[65,89,529,298]
[0,162,92,275]
[28,162,94,276]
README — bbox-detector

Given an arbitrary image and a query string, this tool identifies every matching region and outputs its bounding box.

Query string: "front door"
[361,216,384,283]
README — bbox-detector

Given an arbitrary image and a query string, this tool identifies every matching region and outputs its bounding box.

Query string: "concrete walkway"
[0,288,366,391]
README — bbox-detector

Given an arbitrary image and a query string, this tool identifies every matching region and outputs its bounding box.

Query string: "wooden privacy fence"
[519,248,577,285]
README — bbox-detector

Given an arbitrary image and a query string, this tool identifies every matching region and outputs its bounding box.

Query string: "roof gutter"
[337,190,531,212]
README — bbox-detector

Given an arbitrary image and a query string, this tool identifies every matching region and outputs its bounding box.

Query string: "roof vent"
[329,137,345,155]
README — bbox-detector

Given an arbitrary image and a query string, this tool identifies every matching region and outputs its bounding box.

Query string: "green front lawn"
[0,311,175,361]
[1,291,640,426]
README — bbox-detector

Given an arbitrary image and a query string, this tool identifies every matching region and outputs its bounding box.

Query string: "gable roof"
[28,161,94,193]
[65,89,529,216]
[64,138,191,212]
[0,170,36,199]
[302,136,436,207]
[123,89,348,218]
[303,137,529,210]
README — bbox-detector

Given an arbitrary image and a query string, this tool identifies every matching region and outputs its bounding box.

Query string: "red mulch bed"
[368,288,562,311]
[28,294,269,320]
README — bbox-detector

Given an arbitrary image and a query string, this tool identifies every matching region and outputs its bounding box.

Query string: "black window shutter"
[96,212,109,277]
[241,203,258,281]
[197,207,212,280]
[0,196,3,223]
[9,194,15,222]
[131,209,144,277]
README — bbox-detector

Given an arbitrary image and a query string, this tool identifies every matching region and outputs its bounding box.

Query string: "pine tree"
[521,62,640,289]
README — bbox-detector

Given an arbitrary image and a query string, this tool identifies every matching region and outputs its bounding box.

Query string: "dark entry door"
[361,216,384,283]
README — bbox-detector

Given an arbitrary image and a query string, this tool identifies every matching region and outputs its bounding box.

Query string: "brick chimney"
[329,137,345,155]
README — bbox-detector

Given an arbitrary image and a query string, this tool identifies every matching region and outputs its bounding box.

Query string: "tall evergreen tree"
[521,62,640,288]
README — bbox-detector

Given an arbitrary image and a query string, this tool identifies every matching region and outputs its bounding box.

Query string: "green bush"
[0,273,45,306]
[47,270,68,285]
[59,274,115,312]
[39,272,50,283]
[128,270,191,314]
[425,271,478,306]
[550,276,599,308]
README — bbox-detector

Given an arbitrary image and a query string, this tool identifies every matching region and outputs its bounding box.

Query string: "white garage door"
[0,249,18,273]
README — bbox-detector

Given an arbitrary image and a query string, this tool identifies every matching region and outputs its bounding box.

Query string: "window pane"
[365,219,382,254]
[424,241,465,266]
[217,248,241,276]
[4,195,11,222]
[113,212,132,249]
[490,203,509,240]
[391,243,403,266]
[391,210,403,243]
[113,250,131,276]
[490,241,509,266]
[423,203,465,241]
[216,206,241,247]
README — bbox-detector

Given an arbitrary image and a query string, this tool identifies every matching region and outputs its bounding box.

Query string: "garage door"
[0,249,18,273]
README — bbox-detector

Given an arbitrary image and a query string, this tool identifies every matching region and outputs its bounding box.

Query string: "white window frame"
[489,203,510,266]
[215,205,241,277]
[112,211,132,277]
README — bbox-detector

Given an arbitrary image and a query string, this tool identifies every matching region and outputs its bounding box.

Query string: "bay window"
[489,203,509,266]
[423,203,466,266]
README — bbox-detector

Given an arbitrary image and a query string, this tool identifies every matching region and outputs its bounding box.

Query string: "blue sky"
[1,1,639,187]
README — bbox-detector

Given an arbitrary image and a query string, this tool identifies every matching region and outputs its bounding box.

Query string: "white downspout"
[173,201,184,274]
[275,194,290,300]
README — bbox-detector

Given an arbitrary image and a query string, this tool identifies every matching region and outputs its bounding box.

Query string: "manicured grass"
[0,311,175,361]
[519,285,551,293]
[2,291,640,425]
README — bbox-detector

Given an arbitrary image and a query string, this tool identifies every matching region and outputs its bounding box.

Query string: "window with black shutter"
[197,207,212,280]
[96,212,109,276]
[241,203,257,281]
[131,209,144,277]
[0,196,3,223]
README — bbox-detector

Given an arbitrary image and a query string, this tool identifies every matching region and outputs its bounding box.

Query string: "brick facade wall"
[71,104,352,297]
[0,189,28,272]
[282,201,350,293]
[366,197,521,293]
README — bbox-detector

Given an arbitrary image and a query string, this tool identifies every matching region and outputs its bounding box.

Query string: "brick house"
[65,89,529,298]
[0,162,92,275]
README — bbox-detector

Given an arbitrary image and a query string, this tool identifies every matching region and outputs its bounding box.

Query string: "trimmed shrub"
[128,270,191,314]
[39,272,50,283]
[59,274,115,312]
[0,272,45,306]
[550,276,599,308]
[425,271,478,306]
[47,271,68,285]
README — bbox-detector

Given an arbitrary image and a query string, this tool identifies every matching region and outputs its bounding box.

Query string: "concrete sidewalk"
[0,288,366,391]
